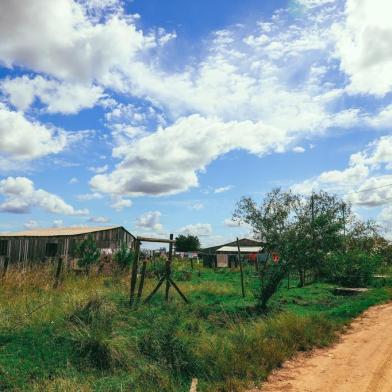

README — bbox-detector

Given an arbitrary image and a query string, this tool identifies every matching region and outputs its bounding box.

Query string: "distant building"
[0,226,135,265]
[200,238,265,268]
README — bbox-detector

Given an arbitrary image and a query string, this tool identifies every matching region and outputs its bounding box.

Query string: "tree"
[325,250,381,287]
[113,242,135,271]
[289,191,346,285]
[234,188,297,307]
[76,234,100,273]
[234,189,347,288]
[234,188,383,290]
[175,235,200,252]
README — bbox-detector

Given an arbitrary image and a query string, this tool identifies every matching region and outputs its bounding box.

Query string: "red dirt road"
[250,302,392,392]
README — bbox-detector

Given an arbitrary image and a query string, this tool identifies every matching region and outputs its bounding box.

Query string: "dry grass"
[0,262,390,392]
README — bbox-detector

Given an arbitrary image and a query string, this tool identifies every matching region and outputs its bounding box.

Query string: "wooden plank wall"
[0,227,134,264]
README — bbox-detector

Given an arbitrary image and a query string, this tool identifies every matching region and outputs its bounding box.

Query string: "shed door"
[217,254,229,268]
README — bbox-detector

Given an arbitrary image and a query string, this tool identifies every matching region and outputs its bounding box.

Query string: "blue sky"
[0,0,392,246]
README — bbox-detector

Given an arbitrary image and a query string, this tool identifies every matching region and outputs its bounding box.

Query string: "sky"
[0,0,392,247]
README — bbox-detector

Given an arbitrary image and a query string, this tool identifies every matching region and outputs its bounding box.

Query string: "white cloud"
[223,218,241,228]
[0,177,89,215]
[292,146,305,153]
[190,202,204,210]
[0,103,67,161]
[89,164,109,174]
[69,177,79,184]
[292,136,392,207]
[334,0,392,96]
[214,185,233,194]
[88,4,369,199]
[1,75,104,114]
[24,219,39,229]
[136,211,163,231]
[53,219,64,227]
[77,192,103,201]
[88,216,110,223]
[110,197,132,211]
[91,115,301,197]
[0,0,165,84]
[178,223,213,237]
[297,0,335,8]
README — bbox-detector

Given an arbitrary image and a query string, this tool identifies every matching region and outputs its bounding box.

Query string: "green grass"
[0,262,391,391]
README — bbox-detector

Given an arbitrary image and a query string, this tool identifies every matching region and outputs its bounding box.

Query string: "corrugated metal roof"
[0,226,124,237]
[217,246,263,253]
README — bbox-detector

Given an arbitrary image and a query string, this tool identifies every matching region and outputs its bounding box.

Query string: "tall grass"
[0,263,391,391]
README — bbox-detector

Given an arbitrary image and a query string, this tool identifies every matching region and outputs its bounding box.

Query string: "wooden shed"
[0,226,135,265]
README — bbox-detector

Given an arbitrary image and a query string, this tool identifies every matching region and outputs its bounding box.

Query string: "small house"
[0,226,135,265]
[200,238,265,268]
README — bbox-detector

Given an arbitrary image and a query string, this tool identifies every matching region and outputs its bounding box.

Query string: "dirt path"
[249,302,392,392]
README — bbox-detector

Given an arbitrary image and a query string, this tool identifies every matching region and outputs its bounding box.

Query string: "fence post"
[165,234,174,301]
[53,256,63,289]
[236,238,245,298]
[136,258,147,305]
[129,239,141,306]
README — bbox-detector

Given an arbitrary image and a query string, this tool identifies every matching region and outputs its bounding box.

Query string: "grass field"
[0,261,391,391]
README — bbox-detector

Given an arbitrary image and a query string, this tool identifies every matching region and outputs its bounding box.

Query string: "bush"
[325,250,381,287]
[113,242,135,271]
[76,235,100,272]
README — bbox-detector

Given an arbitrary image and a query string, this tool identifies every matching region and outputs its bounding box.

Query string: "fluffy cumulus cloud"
[1,76,104,114]
[1,0,392,236]
[0,0,159,83]
[293,135,392,202]
[0,103,67,163]
[89,2,377,198]
[136,211,163,231]
[223,218,241,228]
[110,197,132,211]
[0,177,89,215]
[88,216,110,223]
[178,223,213,237]
[334,0,392,96]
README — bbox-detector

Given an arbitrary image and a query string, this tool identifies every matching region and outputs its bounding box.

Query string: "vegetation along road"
[254,302,392,392]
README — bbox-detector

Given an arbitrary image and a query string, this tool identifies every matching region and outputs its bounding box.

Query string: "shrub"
[76,235,100,273]
[113,242,135,271]
[325,250,381,287]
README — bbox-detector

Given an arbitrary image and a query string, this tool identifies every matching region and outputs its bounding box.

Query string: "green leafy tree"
[234,188,296,307]
[76,234,101,272]
[175,235,200,252]
[288,191,346,285]
[113,242,135,271]
[325,250,381,287]
[234,188,382,291]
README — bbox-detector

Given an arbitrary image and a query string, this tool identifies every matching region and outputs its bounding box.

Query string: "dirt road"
[251,302,392,392]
